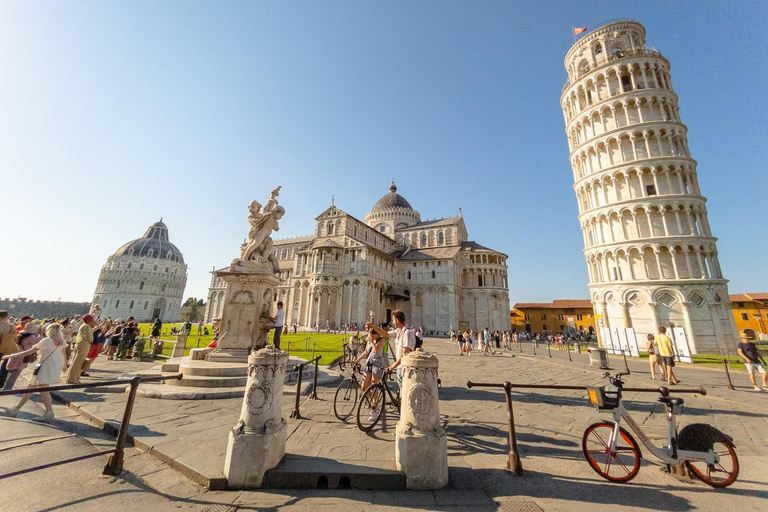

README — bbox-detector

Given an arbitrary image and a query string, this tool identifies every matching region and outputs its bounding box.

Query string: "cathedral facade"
[204,183,511,333]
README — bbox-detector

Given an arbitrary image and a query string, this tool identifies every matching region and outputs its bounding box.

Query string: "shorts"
[662,356,675,367]
[745,362,767,375]
[648,353,662,365]
[365,353,389,379]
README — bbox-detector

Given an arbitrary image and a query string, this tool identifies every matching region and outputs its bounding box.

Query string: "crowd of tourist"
[0,310,177,420]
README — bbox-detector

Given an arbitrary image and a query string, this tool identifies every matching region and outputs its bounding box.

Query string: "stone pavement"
[1,339,766,511]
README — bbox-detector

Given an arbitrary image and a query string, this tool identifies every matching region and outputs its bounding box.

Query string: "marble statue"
[240,186,284,274]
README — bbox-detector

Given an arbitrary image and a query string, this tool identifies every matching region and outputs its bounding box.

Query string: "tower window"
[115,300,120,308]
[140,263,144,270]
[379,226,386,232]
[431,270,436,279]
[144,301,148,309]
[130,301,134,309]
[407,271,411,279]
[478,276,484,287]
[645,185,657,196]
[139,282,144,290]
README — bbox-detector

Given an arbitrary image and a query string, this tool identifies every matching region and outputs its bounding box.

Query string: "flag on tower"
[573,27,588,37]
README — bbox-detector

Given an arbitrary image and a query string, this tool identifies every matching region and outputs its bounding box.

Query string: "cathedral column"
[648,302,660,333]
[334,289,343,329]
[708,303,725,355]
[306,289,315,328]
[680,301,695,348]
[620,302,632,328]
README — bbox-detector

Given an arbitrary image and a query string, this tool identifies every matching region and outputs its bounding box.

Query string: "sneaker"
[39,410,55,421]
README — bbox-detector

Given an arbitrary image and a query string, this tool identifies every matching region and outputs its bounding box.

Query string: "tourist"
[197,319,203,334]
[3,320,41,390]
[107,319,124,360]
[81,320,107,376]
[482,328,495,356]
[646,333,665,380]
[66,314,96,383]
[467,330,475,354]
[61,318,74,360]
[367,310,415,385]
[736,333,768,391]
[354,328,390,419]
[116,321,138,360]
[3,323,67,421]
[151,317,162,340]
[415,327,424,349]
[273,301,285,350]
[654,326,679,385]
[0,311,18,387]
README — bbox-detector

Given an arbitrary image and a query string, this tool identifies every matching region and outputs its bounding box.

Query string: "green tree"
[179,297,205,322]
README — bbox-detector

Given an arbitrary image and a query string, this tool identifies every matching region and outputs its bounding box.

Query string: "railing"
[0,374,182,479]
[290,355,322,419]
[466,380,706,474]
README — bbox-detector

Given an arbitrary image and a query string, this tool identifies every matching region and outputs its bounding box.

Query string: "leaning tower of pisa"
[560,19,738,354]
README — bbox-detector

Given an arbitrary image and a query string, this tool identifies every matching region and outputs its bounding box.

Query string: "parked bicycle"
[584,371,739,488]
[333,363,362,421]
[356,369,401,432]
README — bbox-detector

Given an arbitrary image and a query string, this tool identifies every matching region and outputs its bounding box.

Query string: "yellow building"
[511,300,596,335]
[730,294,768,340]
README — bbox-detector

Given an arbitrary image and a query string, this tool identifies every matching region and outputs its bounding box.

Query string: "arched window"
[139,281,144,290]
[421,234,427,246]
[140,263,144,270]
[328,222,334,235]
[379,225,386,232]
[431,270,436,279]
[438,232,444,245]
[162,284,166,292]
[407,271,411,279]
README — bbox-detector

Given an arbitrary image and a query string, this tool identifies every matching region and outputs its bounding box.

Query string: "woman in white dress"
[2,323,67,421]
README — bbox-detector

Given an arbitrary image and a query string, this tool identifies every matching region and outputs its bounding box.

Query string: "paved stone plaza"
[1,338,766,511]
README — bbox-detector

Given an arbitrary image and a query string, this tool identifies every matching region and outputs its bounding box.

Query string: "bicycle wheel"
[582,422,642,483]
[333,378,358,421]
[685,440,739,488]
[357,384,385,432]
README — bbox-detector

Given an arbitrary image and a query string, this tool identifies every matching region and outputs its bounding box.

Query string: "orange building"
[511,300,596,335]
[729,294,768,340]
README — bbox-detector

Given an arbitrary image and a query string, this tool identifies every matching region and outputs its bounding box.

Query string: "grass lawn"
[136,323,347,364]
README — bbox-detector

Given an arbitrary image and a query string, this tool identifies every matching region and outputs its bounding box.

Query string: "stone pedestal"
[224,347,289,488]
[395,351,448,489]
[208,259,282,363]
[171,334,188,358]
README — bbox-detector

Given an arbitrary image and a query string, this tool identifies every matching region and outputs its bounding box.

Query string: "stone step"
[263,458,406,490]
[178,362,248,377]
[166,374,249,388]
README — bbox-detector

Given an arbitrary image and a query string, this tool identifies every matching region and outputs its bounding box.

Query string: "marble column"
[395,351,448,489]
[224,347,289,488]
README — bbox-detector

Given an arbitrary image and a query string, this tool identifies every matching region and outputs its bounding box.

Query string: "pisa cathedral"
[205,182,511,333]
[561,20,738,353]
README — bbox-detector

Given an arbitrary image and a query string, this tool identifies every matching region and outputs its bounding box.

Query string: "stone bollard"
[171,334,188,358]
[395,351,448,489]
[224,347,289,488]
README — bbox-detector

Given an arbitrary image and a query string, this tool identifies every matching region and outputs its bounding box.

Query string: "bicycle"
[584,371,739,488]
[356,369,401,432]
[333,363,362,421]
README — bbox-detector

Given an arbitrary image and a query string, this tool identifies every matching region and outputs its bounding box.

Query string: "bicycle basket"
[586,386,620,410]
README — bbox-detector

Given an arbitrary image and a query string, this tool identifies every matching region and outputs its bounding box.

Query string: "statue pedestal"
[171,334,188,358]
[224,348,289,488]
[395,351,448,489]
[207,260,282,364]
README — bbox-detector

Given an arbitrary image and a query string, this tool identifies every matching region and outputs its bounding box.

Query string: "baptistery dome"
[113,220,184,263]
[91,220,187,322]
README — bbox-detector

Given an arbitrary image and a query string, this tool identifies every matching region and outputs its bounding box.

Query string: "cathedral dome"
[113,220,184,263]
[370,182,414,213]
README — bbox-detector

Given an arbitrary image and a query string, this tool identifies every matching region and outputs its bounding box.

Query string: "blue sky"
[1,1,766,305]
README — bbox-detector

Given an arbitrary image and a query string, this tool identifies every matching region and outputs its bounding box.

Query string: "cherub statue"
[240,187,284,273]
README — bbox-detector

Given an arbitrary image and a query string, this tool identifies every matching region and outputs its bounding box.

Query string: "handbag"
[29,343,59,385]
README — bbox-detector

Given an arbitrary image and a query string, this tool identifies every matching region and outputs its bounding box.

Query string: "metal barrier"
[289,355,321,419]
[466,380,706,475]
[722,359,735,390]
[0,373,182,479]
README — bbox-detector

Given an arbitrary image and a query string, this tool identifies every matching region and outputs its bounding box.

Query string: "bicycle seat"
[657,396,684,407]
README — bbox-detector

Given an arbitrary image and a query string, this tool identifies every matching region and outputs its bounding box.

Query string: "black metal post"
[722,359,735,390]
[567,342,572,361]
[103,376,141,475]
[519,340,523,354]
[309,355,321,400]
[622,349,631,374]
[533,342,536,355]
[547,342,552,358]
[290,365,304,419]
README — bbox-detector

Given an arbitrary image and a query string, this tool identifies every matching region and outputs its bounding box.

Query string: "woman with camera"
[2,323,67,421]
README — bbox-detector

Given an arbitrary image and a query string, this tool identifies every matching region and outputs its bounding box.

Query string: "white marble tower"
[560,19,738,354]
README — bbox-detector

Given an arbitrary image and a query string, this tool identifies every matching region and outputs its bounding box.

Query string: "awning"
[384,286,410,301]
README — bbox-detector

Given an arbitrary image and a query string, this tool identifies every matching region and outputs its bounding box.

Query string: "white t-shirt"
[275,309,285,327]
[387,326,416,359]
